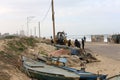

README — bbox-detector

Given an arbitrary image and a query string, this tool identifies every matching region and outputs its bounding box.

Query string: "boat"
[22,56,80,80]
[22,56,107,80]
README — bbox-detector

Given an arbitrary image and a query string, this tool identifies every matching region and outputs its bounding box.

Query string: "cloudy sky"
[0,0,120,37]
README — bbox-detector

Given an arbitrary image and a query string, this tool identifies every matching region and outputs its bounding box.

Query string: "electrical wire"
[41,3,51,22]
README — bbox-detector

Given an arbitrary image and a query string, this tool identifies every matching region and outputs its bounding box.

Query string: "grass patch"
[20,37,38,47]
[6,37,38,54]
[4,35,18,39]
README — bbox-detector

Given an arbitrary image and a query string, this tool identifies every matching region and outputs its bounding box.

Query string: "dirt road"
[86,42,120,61]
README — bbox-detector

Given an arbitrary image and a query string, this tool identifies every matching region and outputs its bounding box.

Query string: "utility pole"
[38,22,41,38]
[27,17,29,36]
[34,27,36,37]
[51,0,56,43]
[27,16,35,37]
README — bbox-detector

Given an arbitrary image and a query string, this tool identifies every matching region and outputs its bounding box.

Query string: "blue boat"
[22,56,107,80]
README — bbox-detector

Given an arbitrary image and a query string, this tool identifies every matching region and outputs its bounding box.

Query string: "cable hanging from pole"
[41,3,51,22]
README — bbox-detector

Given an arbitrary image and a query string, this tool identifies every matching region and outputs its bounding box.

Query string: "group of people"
[68,36,86,49]
[50,35,86,49]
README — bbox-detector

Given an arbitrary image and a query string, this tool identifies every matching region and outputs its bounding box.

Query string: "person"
[74,39,81,48]
[50,36,54,44]
[58,33,64,45]
[83,36,86,42]
[68,39,72,47]
[81,38,85,49]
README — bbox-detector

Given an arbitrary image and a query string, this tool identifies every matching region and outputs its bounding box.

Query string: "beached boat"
[22,56,107,80]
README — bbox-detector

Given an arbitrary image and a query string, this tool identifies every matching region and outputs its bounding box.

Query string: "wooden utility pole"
[38,22,41,38]
[51,0,56,43]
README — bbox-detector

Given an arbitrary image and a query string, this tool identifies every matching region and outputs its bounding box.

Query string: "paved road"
[85,42,120,61]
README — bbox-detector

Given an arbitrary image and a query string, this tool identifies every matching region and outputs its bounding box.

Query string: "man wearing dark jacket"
[82,38,85,49]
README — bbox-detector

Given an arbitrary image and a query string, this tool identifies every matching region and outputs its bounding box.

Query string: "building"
[91,35,104,42]
[20,30,25,37]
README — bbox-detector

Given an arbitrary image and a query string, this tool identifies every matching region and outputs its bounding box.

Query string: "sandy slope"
[0,39,120,80]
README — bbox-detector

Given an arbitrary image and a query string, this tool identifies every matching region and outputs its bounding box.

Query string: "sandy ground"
[86,55,120,77]
[0,61,30,80]
[85,42,120,77]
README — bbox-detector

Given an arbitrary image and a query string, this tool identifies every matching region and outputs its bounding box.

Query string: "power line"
[41,3,51,22]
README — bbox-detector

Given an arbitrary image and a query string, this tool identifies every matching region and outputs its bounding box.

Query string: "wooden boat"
[22,56,107,80]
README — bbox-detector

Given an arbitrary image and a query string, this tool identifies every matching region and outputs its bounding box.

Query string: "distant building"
[108,34,120,44]
[107,35,114,43]
[2,33,9,37]
[91,35,104,42]
[20,30,25,37]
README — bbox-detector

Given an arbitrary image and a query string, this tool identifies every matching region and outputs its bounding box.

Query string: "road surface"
[86,42,120,61]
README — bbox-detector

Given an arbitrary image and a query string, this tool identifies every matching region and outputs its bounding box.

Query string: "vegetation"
[20,37,38,47]
[6,37,38,54]
[4,35,18,39]
[0,37,43,80]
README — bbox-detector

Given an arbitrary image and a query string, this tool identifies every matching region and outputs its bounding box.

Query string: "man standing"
[68,39,72,47]
[50,36,54,44]
[82,38,85,49]
[83,36,86,42]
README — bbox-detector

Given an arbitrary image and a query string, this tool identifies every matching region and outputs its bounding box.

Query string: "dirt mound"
[0,37,39,80]
[0,71,11,80]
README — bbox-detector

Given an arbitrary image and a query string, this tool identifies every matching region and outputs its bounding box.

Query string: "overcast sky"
[0,0,120,37]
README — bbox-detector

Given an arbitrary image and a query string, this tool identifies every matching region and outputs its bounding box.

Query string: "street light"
[27,16,35,36]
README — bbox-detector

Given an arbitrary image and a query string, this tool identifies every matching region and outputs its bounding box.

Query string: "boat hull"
[22,56,107,80]
[24,68,79,80]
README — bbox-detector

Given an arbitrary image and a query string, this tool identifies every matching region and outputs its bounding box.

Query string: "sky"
[0,0,120,37]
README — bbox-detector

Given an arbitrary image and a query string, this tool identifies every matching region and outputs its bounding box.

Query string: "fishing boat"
[22,56,107,80]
